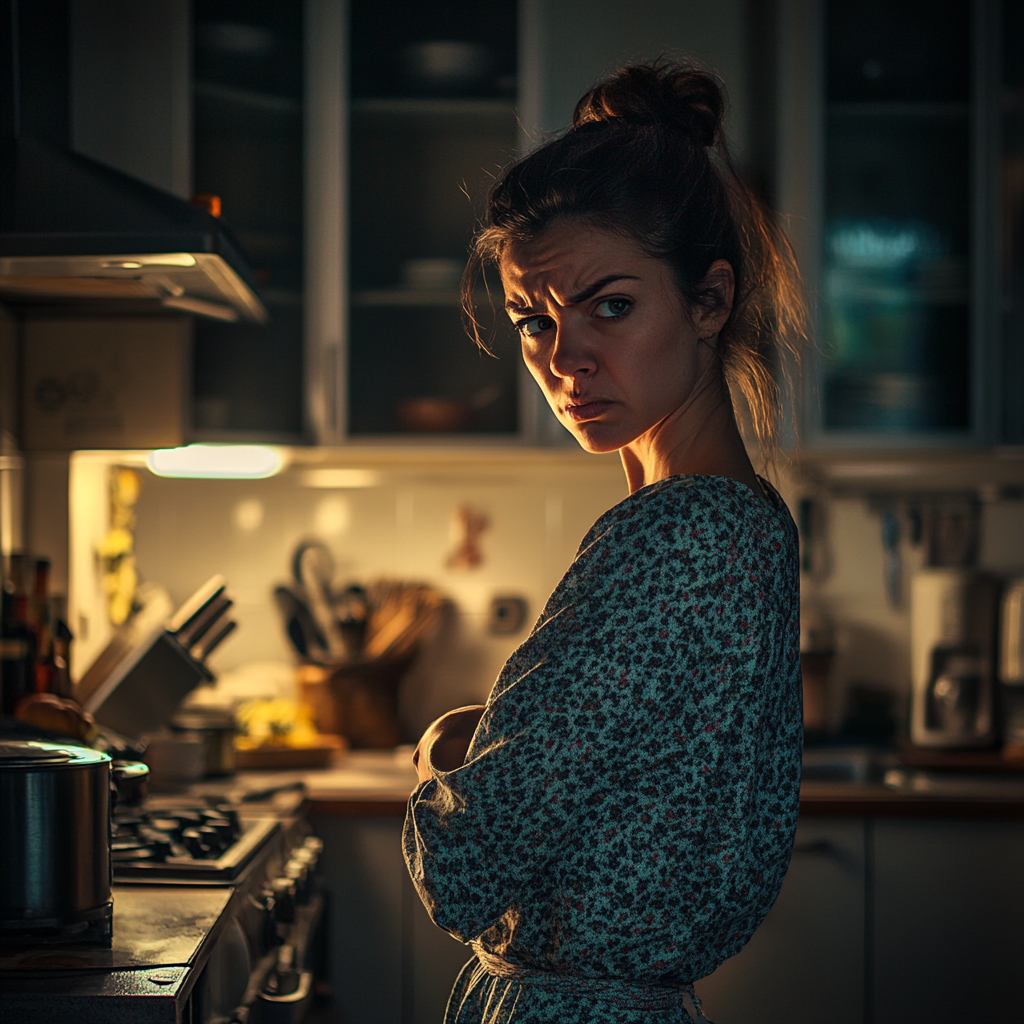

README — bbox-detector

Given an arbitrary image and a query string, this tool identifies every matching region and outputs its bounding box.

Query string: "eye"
[514,314,555,338]
[594,298,632,319]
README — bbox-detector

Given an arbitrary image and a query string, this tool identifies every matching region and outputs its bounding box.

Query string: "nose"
[548,322,597,382]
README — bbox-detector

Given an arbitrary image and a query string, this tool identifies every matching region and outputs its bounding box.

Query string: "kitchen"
[1,0,1023,1022]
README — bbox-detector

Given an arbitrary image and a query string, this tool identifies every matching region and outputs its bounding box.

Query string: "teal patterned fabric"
[404,476,802,1023]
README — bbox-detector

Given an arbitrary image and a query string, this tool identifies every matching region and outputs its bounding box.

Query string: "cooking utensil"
[274,585,328,663]
[0,740,146,944]
[171,708,238,777]
[143,729,207,790]
[335,584,368,659]
[292,541,346,658]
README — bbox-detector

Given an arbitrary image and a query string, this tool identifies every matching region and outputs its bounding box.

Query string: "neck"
[618,375,763,496]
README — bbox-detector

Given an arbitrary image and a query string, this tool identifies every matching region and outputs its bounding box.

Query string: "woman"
[404,61,805,1024]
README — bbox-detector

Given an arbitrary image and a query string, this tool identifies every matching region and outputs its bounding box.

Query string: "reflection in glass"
[823,218,969,430]
[821,0,972,435]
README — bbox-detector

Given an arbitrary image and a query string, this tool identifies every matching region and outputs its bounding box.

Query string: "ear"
[691,259,735,338]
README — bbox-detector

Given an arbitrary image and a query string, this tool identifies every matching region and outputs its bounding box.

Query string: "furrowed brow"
[505,274,639,315]
[569,275,639,304]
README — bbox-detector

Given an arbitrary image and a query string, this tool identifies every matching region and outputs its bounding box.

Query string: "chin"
[565,421,632,455]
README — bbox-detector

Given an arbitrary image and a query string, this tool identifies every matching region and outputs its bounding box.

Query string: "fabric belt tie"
[470,944,714,1021]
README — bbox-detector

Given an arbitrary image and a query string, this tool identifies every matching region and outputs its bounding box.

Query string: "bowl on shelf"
[400,257,464,292]
[401,40,493,94]
[397,397,471,433]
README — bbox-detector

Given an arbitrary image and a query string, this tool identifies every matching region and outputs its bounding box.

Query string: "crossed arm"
[412,704,487,783]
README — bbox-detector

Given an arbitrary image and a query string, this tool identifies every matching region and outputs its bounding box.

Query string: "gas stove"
[0,788,325,1024]
[111,801,279,883]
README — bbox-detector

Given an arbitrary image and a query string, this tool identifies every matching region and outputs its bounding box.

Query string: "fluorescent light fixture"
[300,468,381,489]
[147,445,284,479]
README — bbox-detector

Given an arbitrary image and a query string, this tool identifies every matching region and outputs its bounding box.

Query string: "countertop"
[290,749,1024,820]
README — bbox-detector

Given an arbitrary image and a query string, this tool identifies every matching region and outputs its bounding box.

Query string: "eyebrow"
[504,274,640,315]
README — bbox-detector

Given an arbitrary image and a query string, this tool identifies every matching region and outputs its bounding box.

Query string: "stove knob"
[213,804,241,835]
[196,825,223,856]
[270,877,296,926]
[204,817,234,845]
[259,889,279,951]
[284,859,308,903]
[180,828,208,858]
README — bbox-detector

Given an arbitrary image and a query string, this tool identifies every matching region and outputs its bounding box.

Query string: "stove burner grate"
[112,804,278,882]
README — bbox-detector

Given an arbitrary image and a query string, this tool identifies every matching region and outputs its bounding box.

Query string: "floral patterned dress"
[403,476,802,1023]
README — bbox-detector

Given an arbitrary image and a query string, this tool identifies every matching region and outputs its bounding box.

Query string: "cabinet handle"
[792,839,838,856]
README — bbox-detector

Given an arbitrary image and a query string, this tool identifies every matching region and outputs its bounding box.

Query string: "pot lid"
[0,740,109,767]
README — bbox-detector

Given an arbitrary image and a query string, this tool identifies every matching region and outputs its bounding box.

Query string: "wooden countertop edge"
[308,798,409,817]
[308,791,1024,819]
[799,788,1024,818]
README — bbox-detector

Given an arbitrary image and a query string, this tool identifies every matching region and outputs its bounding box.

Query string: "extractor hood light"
[146,445,284,479]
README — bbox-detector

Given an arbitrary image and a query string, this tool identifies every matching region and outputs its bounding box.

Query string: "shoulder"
[576,475,796,565]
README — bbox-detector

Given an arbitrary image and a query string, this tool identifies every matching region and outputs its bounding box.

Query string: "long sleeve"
[402,476,802,983]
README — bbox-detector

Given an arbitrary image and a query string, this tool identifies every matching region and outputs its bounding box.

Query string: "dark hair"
[462,59,805,460]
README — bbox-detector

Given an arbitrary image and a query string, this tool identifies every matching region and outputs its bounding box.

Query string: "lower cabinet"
[695,819,866,1024]
[872,820,1024,1024]
[313,814,1024,1024]
[311,814,469,1024]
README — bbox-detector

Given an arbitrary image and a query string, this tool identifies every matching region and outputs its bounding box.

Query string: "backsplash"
[70,449,629,736]
[67,449,1024,739]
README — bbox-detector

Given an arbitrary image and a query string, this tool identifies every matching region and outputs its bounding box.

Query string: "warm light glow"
[300,468,381,488]
[146,445,283,479]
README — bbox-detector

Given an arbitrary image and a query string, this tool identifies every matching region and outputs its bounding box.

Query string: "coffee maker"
[910,568,999,749]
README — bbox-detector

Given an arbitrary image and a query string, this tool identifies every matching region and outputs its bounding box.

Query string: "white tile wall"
[121,452,628,737]
[68,449,1024,740]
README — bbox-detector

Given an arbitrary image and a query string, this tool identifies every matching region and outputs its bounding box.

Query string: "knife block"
[79,630,214,740]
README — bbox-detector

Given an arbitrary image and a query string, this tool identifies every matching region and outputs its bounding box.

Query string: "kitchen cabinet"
[345,1,521,439]
[872,820,1024,1024]
[778,0,1019,447]
[312,798,1024,1024]
[310,813,470,1024]
[695,819,867,1024]
[189,1,307,441]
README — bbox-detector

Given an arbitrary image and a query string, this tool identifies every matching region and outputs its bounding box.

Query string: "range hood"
[0,0,267,324]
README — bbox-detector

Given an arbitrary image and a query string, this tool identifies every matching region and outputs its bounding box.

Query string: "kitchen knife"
[168,574,227,636]
[190,616,237,662]
[176,593,233,650]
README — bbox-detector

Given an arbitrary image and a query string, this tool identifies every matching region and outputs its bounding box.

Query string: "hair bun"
[572,61,724,148]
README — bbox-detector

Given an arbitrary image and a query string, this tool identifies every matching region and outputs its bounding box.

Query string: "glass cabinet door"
[190,1,306,441]
[347,0,520,438]
[819,0,973,436]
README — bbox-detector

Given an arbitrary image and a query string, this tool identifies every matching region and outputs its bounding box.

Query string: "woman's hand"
[412,705,486,783]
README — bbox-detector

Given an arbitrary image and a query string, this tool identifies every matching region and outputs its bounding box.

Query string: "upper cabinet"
[779,0,1021,448]
[345,0,520,439]
[190,1,306,442]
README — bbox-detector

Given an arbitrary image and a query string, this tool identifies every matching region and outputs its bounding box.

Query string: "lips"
[564,399,613,422]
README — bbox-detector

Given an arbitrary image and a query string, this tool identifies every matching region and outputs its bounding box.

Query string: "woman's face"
[499,220,730,454]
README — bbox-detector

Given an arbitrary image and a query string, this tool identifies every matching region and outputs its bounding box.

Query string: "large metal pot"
[0,740,145,944]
